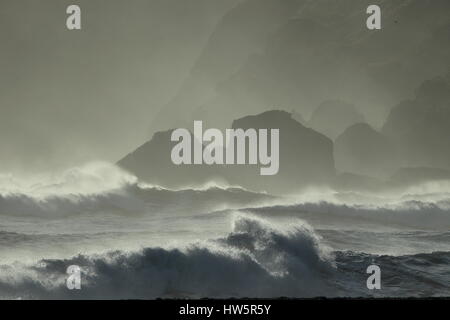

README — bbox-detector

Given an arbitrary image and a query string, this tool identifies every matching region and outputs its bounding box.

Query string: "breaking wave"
[0,162,137,198]
[0,162,275,217]
[244,199,450,230]
[1,162,449,298]
[1,214,448,299]
[0,215,336,299]
[1,162,450,223]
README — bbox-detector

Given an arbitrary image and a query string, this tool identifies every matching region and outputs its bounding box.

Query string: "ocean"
[0,162,449,299]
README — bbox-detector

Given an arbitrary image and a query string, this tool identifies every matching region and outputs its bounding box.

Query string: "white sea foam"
[0,163,449,299]
[0,214,335,299]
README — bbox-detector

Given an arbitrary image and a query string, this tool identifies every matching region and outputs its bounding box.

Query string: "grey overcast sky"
[0,0,236,174]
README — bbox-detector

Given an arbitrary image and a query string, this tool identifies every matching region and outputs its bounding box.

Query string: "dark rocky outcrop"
[117,130,222,189]
[119,110,335,194]
[225,110,335,193]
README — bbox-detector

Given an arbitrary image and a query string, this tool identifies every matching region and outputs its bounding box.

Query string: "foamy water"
[0,162,449,299]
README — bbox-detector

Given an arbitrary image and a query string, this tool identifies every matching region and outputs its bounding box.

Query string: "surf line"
[171,121,279,175]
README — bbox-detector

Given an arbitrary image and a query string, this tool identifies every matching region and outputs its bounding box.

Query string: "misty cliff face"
[308,100,365,139]
[382,74,450,170]
[151,0,450,134]
[118,110,335,194]
[334,123,398,178]
[150,0,304,132]
[113,0,450,192]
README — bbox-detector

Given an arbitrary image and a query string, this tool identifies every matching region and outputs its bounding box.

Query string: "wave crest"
[0,215,335,299]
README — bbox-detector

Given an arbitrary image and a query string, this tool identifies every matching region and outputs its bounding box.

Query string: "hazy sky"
[2,0,449,176]
[0,0,236,174]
